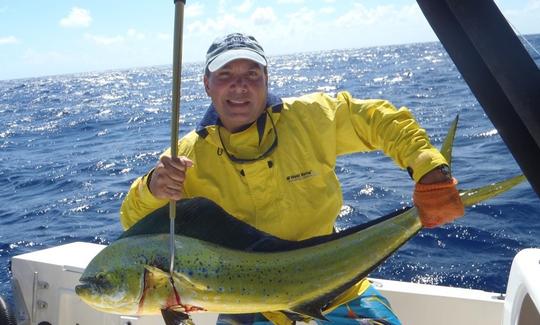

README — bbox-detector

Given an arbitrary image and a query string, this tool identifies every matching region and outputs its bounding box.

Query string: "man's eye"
[247,71,260,79]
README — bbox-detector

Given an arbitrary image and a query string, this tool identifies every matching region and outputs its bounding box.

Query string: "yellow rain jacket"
[120,91,447,313]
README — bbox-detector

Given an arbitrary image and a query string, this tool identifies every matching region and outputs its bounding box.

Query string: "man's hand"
[148,156,193,200]
[413,166,465,228]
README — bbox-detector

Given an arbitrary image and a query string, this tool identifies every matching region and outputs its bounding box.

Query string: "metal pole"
[169,0,186,274]
[416,0,540,197]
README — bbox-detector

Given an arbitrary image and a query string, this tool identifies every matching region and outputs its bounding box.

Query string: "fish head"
[75,238,149,314]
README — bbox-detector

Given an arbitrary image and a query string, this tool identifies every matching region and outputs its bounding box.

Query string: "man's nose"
[230,76,248,92]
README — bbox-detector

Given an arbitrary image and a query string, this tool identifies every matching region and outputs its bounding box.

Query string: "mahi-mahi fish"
[75,117,525,324]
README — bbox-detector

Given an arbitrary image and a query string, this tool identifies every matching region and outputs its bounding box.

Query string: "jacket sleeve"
[119,134,196,230]
[119,171,168,230]
[333,91,447,182]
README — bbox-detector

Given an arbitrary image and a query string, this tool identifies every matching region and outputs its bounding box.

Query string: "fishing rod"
[169,0,186,275]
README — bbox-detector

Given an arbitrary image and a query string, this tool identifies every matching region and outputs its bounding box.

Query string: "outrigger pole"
[417,0,540,197]
[169,0,186,274]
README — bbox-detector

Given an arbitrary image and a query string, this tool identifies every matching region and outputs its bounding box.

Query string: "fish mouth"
[75,278,130,313]
[75,278,96,297]
[75,283,89,294]
[76,276,108,296]
[75,283,96,306]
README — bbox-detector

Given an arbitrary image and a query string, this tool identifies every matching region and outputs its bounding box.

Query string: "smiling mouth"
[227,99,250,106]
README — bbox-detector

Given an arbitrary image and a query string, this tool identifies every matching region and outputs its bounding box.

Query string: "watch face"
[440,165,451,176]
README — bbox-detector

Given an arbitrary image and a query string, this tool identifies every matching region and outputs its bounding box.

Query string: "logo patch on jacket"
[286,170,315,182]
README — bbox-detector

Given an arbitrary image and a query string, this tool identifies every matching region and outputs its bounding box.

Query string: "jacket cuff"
[415,177,457,192]
[137,173,167,206]
[406,149,449,183]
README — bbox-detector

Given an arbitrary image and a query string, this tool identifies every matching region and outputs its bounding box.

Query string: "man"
[120,33,464,324]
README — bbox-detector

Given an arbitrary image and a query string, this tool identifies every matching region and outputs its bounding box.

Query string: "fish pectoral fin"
[144,265,170,279]
[144,265,207,291]
[161,308,194,325]
[288,304,328,321]
[171,272,208,291]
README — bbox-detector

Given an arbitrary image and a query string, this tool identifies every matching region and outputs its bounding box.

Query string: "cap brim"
[207,49,267,72]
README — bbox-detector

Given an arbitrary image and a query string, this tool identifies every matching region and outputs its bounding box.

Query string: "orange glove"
[413,177,465,228]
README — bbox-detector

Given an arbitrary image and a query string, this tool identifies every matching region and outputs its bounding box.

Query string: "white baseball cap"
[205,33,267,72]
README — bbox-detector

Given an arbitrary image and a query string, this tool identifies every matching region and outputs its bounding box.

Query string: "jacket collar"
[196,93,283,138]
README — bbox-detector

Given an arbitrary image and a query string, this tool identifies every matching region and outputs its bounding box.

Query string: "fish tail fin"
[439,115,526,207]
[460,174,526,207]
[440,114,459,166]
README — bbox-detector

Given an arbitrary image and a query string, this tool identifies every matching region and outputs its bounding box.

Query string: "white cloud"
[494,0,540,35]
[237,0,253,13]
[320,7,335,15]
[187,14,243,35]
[529,0,540,9]
[398,3,425,21]
[156,33,170,40]
[186,3,204,18]
[336,3,388,26]
[85,33,124,45]
[336,3,424,27]
[277,0,304,4]
[218,0,228,15]
[0,36,18,45]
[127,29,145,40]
[59,7,92,28]
[251,7,277,25]
[180,1,441,64]
[286,7,316,26]
[84,29,149,46]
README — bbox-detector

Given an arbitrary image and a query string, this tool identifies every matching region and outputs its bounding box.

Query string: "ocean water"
[1,35,540,307]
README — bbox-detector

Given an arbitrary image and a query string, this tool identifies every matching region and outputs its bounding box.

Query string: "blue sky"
[1,0,539,80]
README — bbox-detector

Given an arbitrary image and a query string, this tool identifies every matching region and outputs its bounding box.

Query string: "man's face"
[204,59,268,133]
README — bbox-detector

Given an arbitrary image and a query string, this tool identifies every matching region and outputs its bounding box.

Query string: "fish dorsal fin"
[119,197,290,250]
[120,197,413,253]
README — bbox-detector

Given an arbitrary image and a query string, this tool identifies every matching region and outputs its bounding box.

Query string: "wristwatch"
[437,164,452,179]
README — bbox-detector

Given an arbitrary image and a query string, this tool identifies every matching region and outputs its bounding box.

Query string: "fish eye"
[96,272,106,282]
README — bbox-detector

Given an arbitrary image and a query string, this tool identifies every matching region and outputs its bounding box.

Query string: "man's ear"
[203,75,210,96]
